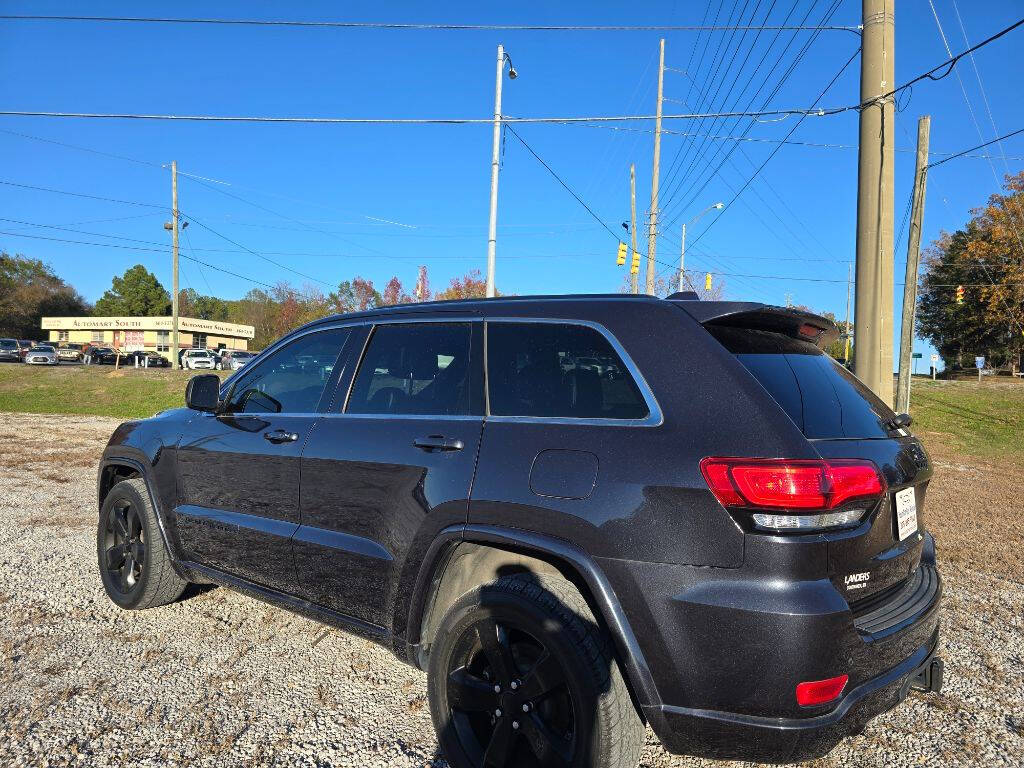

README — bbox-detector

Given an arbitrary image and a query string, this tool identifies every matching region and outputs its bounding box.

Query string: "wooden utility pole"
[630,163,639,294]
[895,115,931,414]
[171,161,180,370]
[853,0,896,403]
[646,38,665,295]
[844,262,853,363]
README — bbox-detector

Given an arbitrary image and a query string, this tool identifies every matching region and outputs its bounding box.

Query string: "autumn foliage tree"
[0,252,90,338]
[917,171,1024,371]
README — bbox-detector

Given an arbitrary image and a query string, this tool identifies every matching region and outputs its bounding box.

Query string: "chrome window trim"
[484,317,663,428]
[224,313,661,427]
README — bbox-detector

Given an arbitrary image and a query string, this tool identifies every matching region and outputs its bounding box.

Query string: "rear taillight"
[700,457,886,531]
[796,674,848,706]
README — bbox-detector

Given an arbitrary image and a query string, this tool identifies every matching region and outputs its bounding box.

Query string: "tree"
[0,252,90,338]
[94,264,170,316]
[381,276,414,306]
[177,288,229,321]
[329,277,381,314]
[917,172,1024,371]
[435,269,491,300]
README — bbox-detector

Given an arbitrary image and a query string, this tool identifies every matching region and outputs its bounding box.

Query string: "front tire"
[428,574,643,768]
[97,478,187,610]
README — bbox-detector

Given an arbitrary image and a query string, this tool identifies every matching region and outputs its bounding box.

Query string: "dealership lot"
[0,412,1021,767]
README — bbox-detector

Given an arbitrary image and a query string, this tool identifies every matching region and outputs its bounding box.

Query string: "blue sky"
[1,0,1023,369]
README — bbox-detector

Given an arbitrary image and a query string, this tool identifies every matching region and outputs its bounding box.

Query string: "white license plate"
[895,487,918,541]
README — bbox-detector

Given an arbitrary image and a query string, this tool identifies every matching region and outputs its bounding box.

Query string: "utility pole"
[895,115,931,414]
[646,38,665,295]
[630,163,639,294]
[679,224,687,293]
[171,161,180,370]
[486,44,505,298]
[853,0,896,403]
[844,262,853,363]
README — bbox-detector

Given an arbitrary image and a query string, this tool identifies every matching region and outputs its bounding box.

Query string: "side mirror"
[185,374,221,412]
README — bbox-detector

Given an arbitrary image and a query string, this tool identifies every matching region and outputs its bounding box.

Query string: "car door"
[294,320,484,628]
[174,326,353,593]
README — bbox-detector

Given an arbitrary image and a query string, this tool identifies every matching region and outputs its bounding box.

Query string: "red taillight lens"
[700,458,885,511]
[796,674,848,706]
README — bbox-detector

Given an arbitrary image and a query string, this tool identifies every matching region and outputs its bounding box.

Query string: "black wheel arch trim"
[404,523,662,709]
[98,454,187,581]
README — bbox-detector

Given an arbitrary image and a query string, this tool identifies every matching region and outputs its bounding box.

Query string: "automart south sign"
[40,316,255,339]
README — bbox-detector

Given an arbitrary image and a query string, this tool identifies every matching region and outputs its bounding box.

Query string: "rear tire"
[97,478,187,610]
[428,574,643,768]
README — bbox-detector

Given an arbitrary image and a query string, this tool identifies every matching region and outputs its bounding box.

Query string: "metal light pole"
[486,45,517,298]
[679,202,724,292]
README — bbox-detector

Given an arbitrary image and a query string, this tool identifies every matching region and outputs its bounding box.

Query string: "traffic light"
[956,285,964,305]
[616,242,627,266]
[705,272,713,291]
[630,249,640,275]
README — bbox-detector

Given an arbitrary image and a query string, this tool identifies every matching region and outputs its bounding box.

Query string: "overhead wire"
[0,15,864,33]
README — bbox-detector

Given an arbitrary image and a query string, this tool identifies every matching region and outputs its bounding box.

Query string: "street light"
[679,202,724,293]
[486,46,517,298]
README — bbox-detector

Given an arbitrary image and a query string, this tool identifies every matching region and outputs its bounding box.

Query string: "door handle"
[264,429,299,444]
[413,435,465,452]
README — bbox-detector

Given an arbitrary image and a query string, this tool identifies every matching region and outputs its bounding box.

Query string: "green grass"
[1,364,1021,463]
[910,379,1024,463]
[0,363,229,421]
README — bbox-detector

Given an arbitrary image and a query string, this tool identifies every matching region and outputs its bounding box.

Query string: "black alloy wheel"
[102,498,146,595]
[445,617,580,767]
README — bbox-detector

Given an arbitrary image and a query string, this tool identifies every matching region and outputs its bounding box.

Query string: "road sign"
[930,353,938,362]
[912,352,922,359]
[975,356,985,369]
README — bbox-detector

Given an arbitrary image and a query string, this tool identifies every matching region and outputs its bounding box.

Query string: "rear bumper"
[597,533,942,763]
[644,631,941,763]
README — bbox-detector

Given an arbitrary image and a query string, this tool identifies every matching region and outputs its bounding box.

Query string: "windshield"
[30,346,53,352]
[0,340,17,349]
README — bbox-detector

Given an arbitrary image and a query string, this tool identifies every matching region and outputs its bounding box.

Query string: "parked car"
[0,338,21,362]
[96,295,942,767]
[222,350,256,371]
[24,344,59,365]
[57,343,85,362]
[116,350,170,368]
[91,348,119,365]
[181,349,219,370]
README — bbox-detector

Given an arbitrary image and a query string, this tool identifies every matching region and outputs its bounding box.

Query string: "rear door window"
[346,323,475,416]
[708,326,893,438]
[486,322,649,420]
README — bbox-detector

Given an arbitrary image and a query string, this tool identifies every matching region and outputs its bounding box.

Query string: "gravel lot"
[1,413,1021,767]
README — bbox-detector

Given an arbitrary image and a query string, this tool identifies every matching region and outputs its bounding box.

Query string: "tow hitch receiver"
[908,657,944,694]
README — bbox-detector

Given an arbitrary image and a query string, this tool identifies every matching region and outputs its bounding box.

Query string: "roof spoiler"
[674,301,840,350]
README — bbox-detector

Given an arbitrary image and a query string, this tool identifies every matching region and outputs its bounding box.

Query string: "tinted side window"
[227,328,350,414]
[346,323,474,416]
[487,323,649,419]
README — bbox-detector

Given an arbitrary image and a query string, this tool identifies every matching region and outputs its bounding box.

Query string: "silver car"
[225,350,256,370]
[25,345,59,365]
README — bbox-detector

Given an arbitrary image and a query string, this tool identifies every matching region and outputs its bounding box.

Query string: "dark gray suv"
[96,294,942,767]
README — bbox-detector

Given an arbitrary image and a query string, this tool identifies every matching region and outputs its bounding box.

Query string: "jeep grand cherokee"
[96,294,942,767]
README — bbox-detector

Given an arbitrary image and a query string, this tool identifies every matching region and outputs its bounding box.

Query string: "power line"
[0,107,849,124]
[178,213,334,287]
[503,125,621,241]
[0,17,1019,129]
[927,127,1024,170]
[0,15,863,33]
[0,179,166,208]
[680,45,860,249]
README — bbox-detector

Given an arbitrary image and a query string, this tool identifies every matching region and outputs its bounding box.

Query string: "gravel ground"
[0,413,1021,768]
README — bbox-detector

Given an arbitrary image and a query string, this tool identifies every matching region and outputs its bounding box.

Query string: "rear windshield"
[709,326,895,439]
